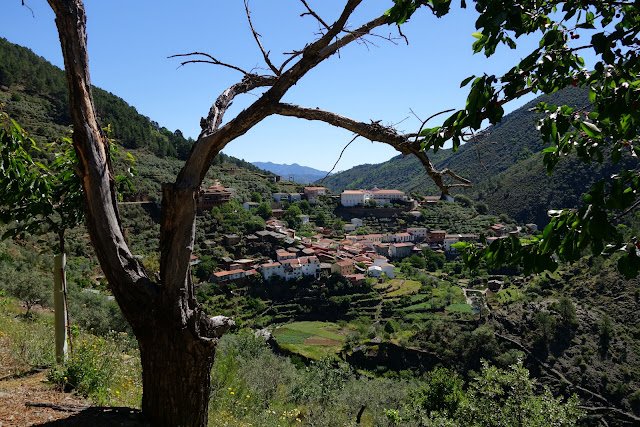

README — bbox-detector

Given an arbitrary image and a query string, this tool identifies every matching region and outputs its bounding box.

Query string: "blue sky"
[3,0,542,172]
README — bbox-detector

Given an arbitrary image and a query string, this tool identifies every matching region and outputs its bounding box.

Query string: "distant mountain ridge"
[251,161,331,184]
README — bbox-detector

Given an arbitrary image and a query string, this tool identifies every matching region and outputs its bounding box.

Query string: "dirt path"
[0,371,89,426]
[0,371,147,426]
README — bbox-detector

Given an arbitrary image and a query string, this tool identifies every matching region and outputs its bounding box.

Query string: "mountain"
[320,86,621,226]
[0,37,268,177]
[251,161,330,184]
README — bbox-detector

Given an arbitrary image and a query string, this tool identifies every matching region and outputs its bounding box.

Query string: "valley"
[1,34,640,426]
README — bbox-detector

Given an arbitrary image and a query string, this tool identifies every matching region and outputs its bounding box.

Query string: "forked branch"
[199,73,277,138]
[273,103,472,193]
[300,0,330,31]
[244,0,280,76]
[169,52,250,75]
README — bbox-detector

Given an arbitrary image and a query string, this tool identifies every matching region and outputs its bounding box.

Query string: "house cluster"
[207,219,486,286]
[340,186,408,207]
[271,187,327,205]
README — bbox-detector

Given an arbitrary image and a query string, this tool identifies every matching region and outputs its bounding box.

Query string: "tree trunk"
[138,329,217,427]
[46,2,233,426]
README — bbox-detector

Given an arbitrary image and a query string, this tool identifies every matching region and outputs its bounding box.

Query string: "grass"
[0,295,141,408]
[410,294,429,303]
[404,302,432,312]
[445,303,473,313]
[272,321,348,360]
[386,280,421,297]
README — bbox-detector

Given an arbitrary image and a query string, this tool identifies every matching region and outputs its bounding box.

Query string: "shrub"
[47,331,141,405]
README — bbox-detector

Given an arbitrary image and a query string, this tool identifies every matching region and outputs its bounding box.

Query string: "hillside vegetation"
[2,37,640,425]
[320,87,632,225]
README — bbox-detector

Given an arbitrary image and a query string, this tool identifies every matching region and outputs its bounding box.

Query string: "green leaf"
[460,75,476,88]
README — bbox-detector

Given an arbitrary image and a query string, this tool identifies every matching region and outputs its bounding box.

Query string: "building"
[488,224,506,236]
[259,256,320,281]
[332,260,355,276]
[344,223,357,232]
[389,243,414,259]
[368,262,395,279]
[211,269,246,284]
[260,262,283,280]
[340,186,408,207]
[197,185,232,212]
[304,187,326,204]
[426,230,446,243]
[407,227,428,241]
[369,186,407,205]
[393,232,413,243]
[341,190,370,207]
[272,193,289,202]
[444,236,460,253]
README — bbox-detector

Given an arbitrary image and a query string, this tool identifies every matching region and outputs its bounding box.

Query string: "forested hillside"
[321,87,617,225]
[0,36,263,174]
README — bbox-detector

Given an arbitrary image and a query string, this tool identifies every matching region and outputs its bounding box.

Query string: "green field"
[445,303,473,313]
[405,302,432,312]
[385,280,421,297]
[272,321,349,359]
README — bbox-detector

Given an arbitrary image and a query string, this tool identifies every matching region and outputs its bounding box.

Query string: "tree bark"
[46,1,233,425]
[44,0,468,425]
[138,328,217,427]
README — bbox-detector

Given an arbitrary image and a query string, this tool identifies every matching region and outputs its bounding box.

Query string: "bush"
[47,331,141,405]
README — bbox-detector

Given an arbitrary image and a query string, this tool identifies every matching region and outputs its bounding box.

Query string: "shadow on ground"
[37,407,150,426]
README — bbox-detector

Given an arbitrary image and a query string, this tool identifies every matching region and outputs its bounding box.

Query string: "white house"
[260,262,283,280]
[368,263,395,279]
[344,223,357,232]
[351,218,363,227]
[369,186,407,205]
[444,235,460,253]
[393,232,413,243]
[372,255,389,266]
[272,193,289,202]
[212,269,246,283]
[341,190,370,207]
[340,187,408,207]
[260,256,320,281]
[407,227,428,240]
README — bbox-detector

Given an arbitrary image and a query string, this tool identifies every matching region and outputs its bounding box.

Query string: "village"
[194,184,538,289]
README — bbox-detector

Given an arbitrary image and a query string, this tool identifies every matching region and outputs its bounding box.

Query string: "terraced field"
[272,321,351,359]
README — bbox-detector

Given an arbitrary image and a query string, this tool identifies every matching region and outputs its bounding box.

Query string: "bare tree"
[44,0,469,425]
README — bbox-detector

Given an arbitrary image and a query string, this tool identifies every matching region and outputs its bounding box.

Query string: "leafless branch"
[199,74,277,137]
[21,0,35,17]
[300,0,330,30]
[244,0,280,76]
[397,25,409,45]
[177,2,400,189]
[612,197,640,221]
[320,134,360,183]
[169,52,250,75]
[406,108,456,139]
[279,50,303,73]
[272,103,472,194]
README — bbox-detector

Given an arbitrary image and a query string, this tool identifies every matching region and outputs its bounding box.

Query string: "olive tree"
[42,1,469,425]
[37,0,640,425]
